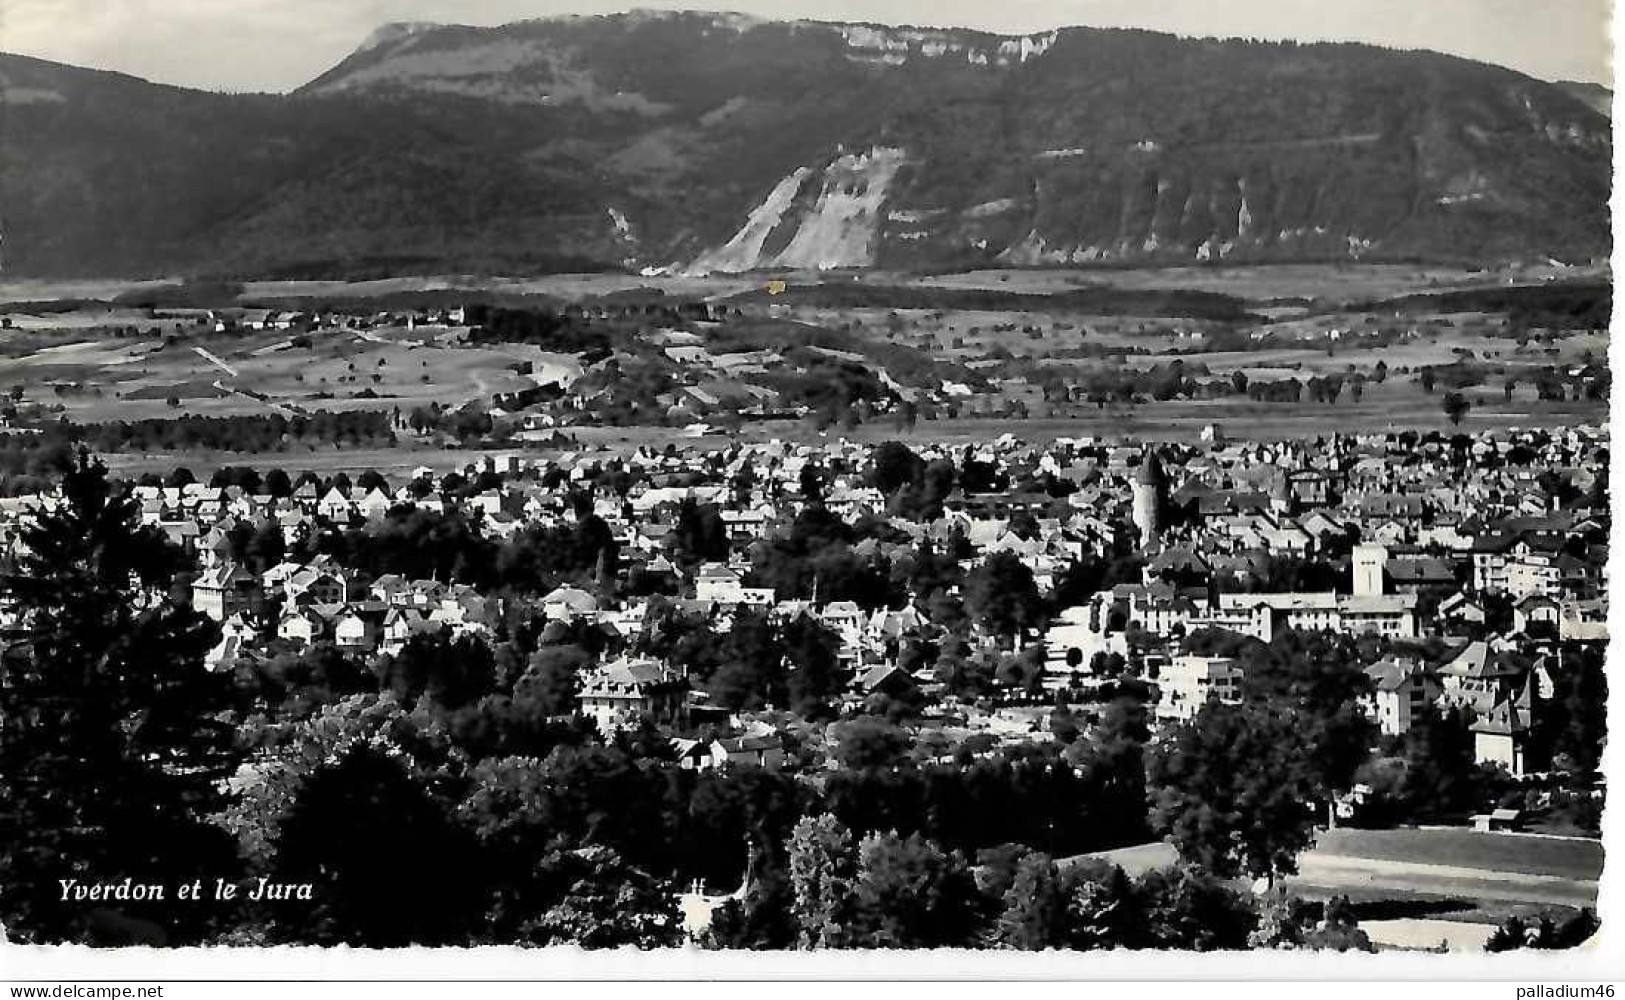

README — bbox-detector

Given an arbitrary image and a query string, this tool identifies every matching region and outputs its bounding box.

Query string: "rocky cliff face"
[0,11,1610,277]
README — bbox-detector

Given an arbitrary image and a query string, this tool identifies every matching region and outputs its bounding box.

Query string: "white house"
[1155,656,1244,722]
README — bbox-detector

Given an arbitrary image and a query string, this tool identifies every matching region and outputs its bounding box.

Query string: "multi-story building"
[577,657,688,734]
[1155,655,1244,722]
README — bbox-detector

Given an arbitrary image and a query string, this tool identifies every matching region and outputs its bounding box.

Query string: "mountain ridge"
[1556,80,1613,118]
[0,10,1611,278]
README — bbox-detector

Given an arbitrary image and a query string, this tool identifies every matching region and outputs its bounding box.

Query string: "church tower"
[1352,543,1388,597]
[1131,451,1167,549]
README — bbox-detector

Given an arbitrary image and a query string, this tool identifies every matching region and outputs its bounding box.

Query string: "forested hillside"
[0,12,1610,277]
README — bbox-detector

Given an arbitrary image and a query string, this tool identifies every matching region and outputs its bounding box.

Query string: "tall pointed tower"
[1131,451,1167,549]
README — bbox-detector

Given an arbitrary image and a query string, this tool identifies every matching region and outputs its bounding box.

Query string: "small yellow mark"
[766,280,787,296]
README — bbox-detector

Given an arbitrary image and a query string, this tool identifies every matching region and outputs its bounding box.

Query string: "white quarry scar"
[770,147,907,270]
[689,167,815,274]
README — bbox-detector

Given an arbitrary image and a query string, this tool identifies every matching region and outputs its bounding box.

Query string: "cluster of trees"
[827,694,1152,856]
[963,552,1047,640]
[1228,554,1347,594]
[1351,707,1488,827]
[1154,630,1378,881]
[1036,369,1375,410]
[770,359,898,432]
[565,358,680,427]
[209,662,1161,946]
[464,305,616,353]
[1418,364,1605,412]
[1237,377,1309,404]
[1442,391,1472,426]
[1049,542,1147,613]
[864,440,1065,517]
[82,411,397,453]
[1373,283,1610,333]
[736,283,1254,323]
[296,502,618,597]
[637,606,846,718]
[1485,909,1601,952]
[0,455,241,944]
[1028,363,1381,412]
[747,504,898,610]
[868,441,958,520]
[710,813,1368,952]
[0,413,397,474]
[404,403,497,442]
[667,498,730,568]
[1533,644,1608,784]
[0,433,79,494]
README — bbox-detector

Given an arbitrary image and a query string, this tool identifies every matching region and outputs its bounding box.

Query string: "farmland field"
[0,322,580,423]
[0,263,1606,455]
[0,260,1599,310]
[899,260,1605,305]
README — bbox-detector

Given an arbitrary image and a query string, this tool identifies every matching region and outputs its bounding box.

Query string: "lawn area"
[1073,826,1599,947]
[1074,826,1603,885]
[1314,828,1603,882]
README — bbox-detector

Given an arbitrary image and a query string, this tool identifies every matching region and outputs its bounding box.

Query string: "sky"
[1,0,1614,93]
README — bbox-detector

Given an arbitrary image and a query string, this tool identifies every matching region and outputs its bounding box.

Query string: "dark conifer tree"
[0,453,239,944]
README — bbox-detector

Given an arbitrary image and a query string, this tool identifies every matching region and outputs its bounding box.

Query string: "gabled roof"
[858,662,910,692]
[716,734,782,754]
[695,562,741,581]
[1472,690,1532,735]
[1147,546,1211,574]
[541,586,598,612]
[1364,658,1430,693]
[1439,592,1481,613]
[196,563,258,589]
[580,658,681,696]
[1439,640,1523,680]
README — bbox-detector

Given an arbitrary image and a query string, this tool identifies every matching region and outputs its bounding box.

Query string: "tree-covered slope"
[0,11,1610,277]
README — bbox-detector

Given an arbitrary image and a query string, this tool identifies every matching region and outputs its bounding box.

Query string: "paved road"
[191,344,240,378]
